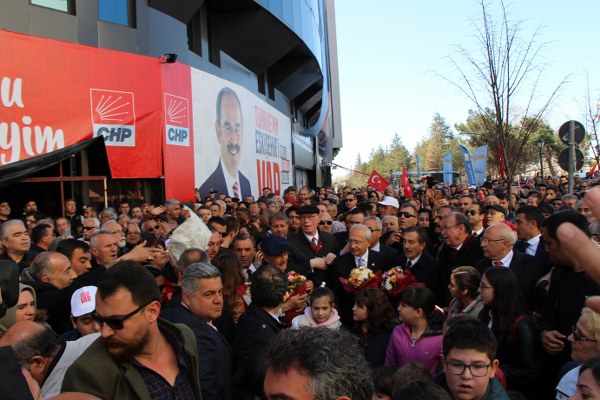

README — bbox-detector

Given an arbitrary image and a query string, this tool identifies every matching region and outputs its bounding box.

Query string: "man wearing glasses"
[287,205,340,287]
[466,203,485,238]
[81,217,100,242]
[62,261,201,399]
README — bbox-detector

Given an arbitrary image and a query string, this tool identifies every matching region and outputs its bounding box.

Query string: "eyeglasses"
[399,212,416,218]
[466,210,479,216]
[445,360,492,377]
[91,301,153,330]
[319,221,333,225]
[440,225,458,232]
[368,228,381,233]
[479,281,493,290]
[572,325,597,342]
[343,198,356,202]
[480,237,505,245]
[287,215,300,220]
[147,225,160,231]
[83,226,97,230]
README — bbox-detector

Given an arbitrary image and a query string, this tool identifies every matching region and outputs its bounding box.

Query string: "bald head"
[0,321,45,347]
[481,223,516,260]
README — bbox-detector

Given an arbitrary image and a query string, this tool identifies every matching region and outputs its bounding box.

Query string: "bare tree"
[436,0,569,183]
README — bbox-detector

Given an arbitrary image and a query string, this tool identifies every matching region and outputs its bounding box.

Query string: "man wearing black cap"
[287,205,340,287]
[485,204,507,227]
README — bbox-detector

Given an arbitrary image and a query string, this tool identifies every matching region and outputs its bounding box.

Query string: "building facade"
[0,0,341,214]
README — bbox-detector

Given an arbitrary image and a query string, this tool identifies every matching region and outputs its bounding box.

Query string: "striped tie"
[233,181,240,198]
[357,257,366,267]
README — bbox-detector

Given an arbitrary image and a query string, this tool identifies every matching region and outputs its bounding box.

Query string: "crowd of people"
[0,174,600,399]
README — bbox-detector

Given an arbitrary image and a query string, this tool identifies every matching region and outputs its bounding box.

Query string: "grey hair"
[83,217,100,228]
[89,229,116,249]
[269,212,288,225]
[165,199,180,209]
[267,328,373,400]
[37,218,55,228]
[181,262,221,295]
[0,219,26,241]
[99,208,118,221]
[576,199,586,208]
[326,203,338,212]
[28,251,59,280]
[363,216,382,230]
[487,223,516,246]
[562,194,578,202]
[382,215,398,224]
[349,224,372,242]
[101,220,120,230]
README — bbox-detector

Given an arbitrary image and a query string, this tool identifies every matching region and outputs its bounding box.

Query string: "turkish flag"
[402,167,413,198]
[368,170,390,192]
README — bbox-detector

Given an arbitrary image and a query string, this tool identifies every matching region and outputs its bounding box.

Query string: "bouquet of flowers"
[287,271,307,296]
[339,266,382,294]
[380,266,423,297]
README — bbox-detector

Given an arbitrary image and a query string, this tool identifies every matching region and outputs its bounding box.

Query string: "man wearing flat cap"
[286,205,340,287]
[485,204,507,227]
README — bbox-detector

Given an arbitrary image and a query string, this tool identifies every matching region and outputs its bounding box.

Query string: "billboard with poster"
[192,70,291,199]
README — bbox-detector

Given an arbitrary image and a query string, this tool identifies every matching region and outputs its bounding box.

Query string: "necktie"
[233,181,240,198]
[357,257,366,267]
[406,260,413,269]
[493,261,503,267]
[310,237,319,252]
[472,232,478,238]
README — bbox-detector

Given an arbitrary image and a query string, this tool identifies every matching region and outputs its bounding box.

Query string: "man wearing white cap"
[378,196,399,219]
[62,286,100,341]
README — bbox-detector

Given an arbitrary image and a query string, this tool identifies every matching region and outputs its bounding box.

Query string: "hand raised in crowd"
[556,186,600,313]
[281,293,308,313]
[120,241,166,265]
[385,231,402,247]
[541,329,566,355]
[149,205,166,216]
[255,249,264,265]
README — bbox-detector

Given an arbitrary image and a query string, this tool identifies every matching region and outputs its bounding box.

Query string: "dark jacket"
[397,251,444,305]
[482,313,542,397]
[474,251,545,310]
[232,303,284,400]
[514,237,553,273]
[160,303,233,400]
[437,236,485,306]
[198,160,252,199]
[287,230,341,287]
[61,319,202,400]
[329,250,388,327]
[435,372,510,400]
[349,327,393,369]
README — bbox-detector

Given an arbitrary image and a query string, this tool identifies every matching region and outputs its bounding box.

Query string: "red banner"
[402,167,413,198]
[0,30,162,178]
[162,63,195,201]
[368,170,390,192]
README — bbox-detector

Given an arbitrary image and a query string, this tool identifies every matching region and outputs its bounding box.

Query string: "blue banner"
[472,145,488,186]
[459,144,477,186]
[416,154,422,180]
[443,150,453,185]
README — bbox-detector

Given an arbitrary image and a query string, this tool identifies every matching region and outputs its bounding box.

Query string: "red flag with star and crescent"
[402,167,413,198]
[367,170,390,192]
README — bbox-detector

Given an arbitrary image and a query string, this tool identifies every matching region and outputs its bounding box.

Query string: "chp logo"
[90,89,136,147]
[164,94,190,147]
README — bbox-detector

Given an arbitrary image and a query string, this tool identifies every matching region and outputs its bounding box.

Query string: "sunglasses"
[466,210,479,216]
[319,221,333,225]
[343,198,356,202]
[399,212,415,218]
[83,226,97,230]
[91,301,152,330]
[148,225,160,231]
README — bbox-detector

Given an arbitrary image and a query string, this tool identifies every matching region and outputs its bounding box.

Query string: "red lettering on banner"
[256,159,281,195]
[255,106,279,135]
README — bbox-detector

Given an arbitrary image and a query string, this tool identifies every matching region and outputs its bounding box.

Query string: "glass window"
[99,0,131,26]
[31,0,71,13]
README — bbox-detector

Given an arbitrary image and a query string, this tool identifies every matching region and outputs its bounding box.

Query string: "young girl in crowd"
[385,286,444,374]
[352,288,396,368]
[291,286,341,330]
[478,267,542,398]
[446,266,483,319]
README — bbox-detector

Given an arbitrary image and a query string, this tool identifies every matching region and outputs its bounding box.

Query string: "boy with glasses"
[436,319,509,400]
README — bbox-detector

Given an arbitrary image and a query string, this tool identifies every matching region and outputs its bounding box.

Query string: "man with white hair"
[474,223,545,309]
[81,218,100,242]
[0,219,33,270]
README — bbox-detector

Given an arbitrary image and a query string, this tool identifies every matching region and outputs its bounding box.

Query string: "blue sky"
[332,1,600,177]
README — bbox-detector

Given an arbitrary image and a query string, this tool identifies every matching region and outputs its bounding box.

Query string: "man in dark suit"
[437,212,485,306]
[330,224,388,327]
[233,265,287,399]
[363,216,399,265]
[199,87,252,199]
[514,205,552,273]
[334,208,366,249]
[160,262,233,400]
[398,226,444,304]
[287,205,340,287]
[474,223,545,310]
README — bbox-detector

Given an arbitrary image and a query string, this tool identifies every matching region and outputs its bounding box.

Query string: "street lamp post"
[535,138,545,180]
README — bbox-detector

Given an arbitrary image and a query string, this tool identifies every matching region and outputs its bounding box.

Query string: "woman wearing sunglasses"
[556,307,600,399]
